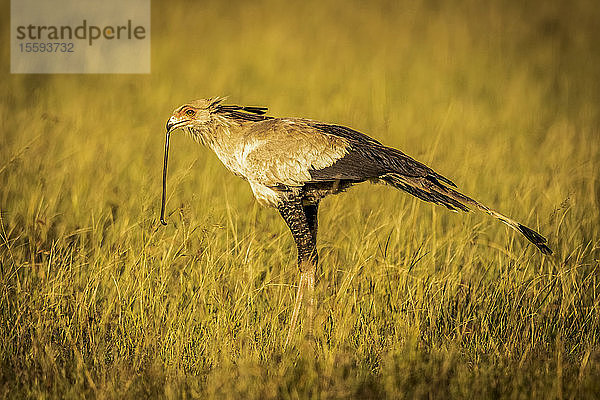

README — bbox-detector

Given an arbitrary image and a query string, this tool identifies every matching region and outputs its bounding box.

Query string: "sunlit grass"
[1,0,599,398]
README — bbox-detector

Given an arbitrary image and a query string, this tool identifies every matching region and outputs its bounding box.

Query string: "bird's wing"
[306,122,457,187]
[241,118,456,187]
[241,119,352,186]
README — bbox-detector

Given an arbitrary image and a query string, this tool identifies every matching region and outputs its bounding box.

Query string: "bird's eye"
[185,109,196,117]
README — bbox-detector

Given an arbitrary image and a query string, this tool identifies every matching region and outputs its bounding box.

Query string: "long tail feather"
[382,173,552,255]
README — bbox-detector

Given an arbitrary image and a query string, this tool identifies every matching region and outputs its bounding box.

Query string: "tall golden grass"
[1,0,599,398]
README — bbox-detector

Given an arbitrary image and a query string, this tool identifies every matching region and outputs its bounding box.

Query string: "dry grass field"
[1,0,599,398]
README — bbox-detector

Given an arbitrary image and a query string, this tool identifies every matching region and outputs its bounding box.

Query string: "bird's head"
[165,97,223,135]
[160,97,225,226]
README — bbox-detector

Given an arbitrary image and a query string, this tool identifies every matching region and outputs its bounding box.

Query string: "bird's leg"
[302,202,319,337]
[304,202,319,240]
[286,264,310,347]
[278,197,318,348]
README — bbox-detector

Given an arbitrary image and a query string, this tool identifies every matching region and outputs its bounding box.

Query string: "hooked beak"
[166,116,186,133]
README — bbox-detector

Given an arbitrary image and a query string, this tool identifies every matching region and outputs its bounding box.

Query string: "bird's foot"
[284,263,315,349]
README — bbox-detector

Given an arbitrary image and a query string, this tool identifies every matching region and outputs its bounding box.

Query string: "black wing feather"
[309,123,456,187]
[309,150,386,181]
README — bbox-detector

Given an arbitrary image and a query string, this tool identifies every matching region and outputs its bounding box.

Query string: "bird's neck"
[190,116,251,176]
[189,115,239,148]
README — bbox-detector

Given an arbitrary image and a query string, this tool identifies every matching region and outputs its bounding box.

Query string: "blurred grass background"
[1,0,600,398]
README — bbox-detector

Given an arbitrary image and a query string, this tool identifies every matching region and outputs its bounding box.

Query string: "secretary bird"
[161,97,552,347]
